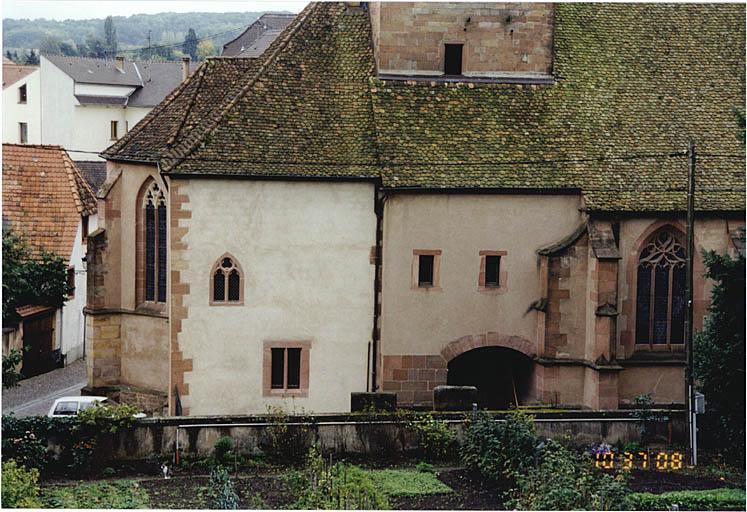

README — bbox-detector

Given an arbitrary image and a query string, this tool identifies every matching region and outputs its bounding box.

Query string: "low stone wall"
[109,410,686,461]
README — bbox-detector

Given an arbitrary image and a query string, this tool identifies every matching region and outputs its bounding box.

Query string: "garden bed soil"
[627,469,737,494]
[392,468,507,510]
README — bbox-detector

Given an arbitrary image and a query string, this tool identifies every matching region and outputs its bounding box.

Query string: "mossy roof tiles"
[102,2,745,212]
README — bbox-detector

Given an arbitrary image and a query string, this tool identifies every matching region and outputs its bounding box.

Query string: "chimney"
[115,55,125,73]
[181,57,190,82]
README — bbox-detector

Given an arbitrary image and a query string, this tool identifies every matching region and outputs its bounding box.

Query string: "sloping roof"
[102,3,746,213]
[128,60,199,107]
[2,144,96,259]
[75,94,129,106]
[75,161,108,192]
[222,13,295,57]
[44,54,143,86]
[236,29,283,58]
[2,61,37,89]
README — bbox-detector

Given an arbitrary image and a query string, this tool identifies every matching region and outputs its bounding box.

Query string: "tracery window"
[210,255,243,305]
[138,180,167,304]
[635,230,686,347]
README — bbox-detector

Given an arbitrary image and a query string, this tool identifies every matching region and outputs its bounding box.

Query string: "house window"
[635,230,686,348]
[263,341,311,396]
[412,249,442,290]
[67,266,75,298]
[18,84,27,104]
[478,250,508,292]
[137,179,167,305]
[210,254,243,305]
[81,215,89,243]
[19,123,28,144]
[444,43,463,75]
[110,120,118,140]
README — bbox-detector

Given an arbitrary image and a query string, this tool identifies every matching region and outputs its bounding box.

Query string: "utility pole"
[685,140,696,466]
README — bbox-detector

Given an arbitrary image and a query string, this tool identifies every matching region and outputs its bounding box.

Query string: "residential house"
[2,57,40,145]
[2,144,97,376]
[91,2,744,416]
[222,13,295,57]
[1,54,197,161]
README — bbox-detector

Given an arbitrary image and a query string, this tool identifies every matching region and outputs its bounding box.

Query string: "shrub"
[2,349,23,389]
[629,488,745,511]
[290,446,389,510]
[415,461,434,473]
[407,413,456,460]
[262,406,311,464]
[214,436,234,464]
[1,460,42,508]
[207,466,239,509]
[40,480,149,509]
[507,439,630,511]
[461,409,537,482]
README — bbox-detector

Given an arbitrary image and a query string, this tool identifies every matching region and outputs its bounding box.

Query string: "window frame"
[263,340,311,397]
[411,249,442,291]
[66,266,76,298]
[81,215,89,243]
[209,253,245,306]
[634,229,687,351]
[136,178,167,309]
[444,43,464,75]
[19,122,28,144]
[478,250,508,293]
[18,84,27,104]
[110,120,119,140]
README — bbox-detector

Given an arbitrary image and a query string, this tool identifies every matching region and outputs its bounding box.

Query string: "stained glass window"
[211,255,243,303]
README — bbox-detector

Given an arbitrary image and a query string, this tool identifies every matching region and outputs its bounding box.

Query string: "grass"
[367,469,453,497]
[628,488,746,511]
[41,480,149,509]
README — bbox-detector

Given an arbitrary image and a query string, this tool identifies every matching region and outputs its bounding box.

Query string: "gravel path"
[2,358,87,417]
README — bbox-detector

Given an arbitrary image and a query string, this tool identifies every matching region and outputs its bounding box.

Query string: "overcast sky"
[2,1,309,20]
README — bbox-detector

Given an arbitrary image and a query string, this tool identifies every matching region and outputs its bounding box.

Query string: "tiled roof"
[2,62,37,89]
[75,161,108,192]
[2,144,96,259]
[44,54,143,86]
[236,29,283,58]
[222,13,295,57]
[102,3,746,212]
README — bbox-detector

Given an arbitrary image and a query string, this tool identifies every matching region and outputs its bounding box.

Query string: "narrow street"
[2,358,87,417]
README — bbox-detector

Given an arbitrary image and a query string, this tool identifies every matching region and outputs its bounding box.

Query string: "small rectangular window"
[110,120,118,140]
[271,348,285,389]
[82,215,89,243]
[18,84,27,104]
[418,254,434,287]
[19,123,28,144]
[444,43,463,75]
[287,348,301,389]
[67,267,75,298]
[485,256,501,287]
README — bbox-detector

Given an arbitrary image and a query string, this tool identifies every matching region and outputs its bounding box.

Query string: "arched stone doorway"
[447,346,534,409]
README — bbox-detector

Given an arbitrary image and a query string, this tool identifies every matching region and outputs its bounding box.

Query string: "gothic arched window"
[635,230,687,347]
[137,179,167,305]
[210,255,243,305]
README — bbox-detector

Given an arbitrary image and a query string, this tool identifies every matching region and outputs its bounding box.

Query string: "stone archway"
[440,332,536,363]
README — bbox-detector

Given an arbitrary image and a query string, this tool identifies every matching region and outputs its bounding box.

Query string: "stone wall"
[371,2,554,76]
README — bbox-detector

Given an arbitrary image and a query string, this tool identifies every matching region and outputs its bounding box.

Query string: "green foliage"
[632,393,666,443]
[262,406,311,464]
[461,409,537,482]
[507,439,630,511]
[406,413,456,460]
[3,348,24,389]
[367,469,453,498]
[206,466,239,509]
[104,16,117,57]
[694,251,745,464]
[183,28,198,60]
[289,446,390,510]
[40,480,148,509]
[415,461,434,473]
[628,488,745,511]
[213,436,234,464]
[1,460,42,509]
[733,107,746,143]
[2,231,73,325]
[76,402,140,433]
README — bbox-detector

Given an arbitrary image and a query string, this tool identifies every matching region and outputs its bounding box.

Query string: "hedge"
[629,488,745,511]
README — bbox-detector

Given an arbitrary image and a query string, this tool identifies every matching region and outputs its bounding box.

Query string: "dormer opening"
[444,43,463,75]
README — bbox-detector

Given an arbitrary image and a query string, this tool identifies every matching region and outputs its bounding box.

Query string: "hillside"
[3,11,292,56]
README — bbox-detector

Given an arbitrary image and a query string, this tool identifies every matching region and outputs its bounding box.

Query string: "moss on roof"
[103,2,745,212]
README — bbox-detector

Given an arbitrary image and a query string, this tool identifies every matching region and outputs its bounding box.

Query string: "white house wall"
[2,68,41,144]
[174,179,376,415]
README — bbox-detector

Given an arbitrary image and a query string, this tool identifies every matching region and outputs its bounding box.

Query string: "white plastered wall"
[177,179,377,415]
[2,68,41,144]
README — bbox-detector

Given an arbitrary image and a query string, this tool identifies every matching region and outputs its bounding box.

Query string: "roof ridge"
[168,63,208,145]
[101,60,207,160]
[162,2,320,172]
[62,150,97,216]
[2,143,63,150]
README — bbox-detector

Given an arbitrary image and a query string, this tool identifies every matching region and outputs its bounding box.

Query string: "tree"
[84,34,107,58]
[24,49,39,65]
[2,231,72,325]
[182,28,198,60]
[197,39,216,60]
[5,50,13,61]
[694,250,745,465]
[104,15,118,57]
[39,35,62,56]
[58,41,79,57]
